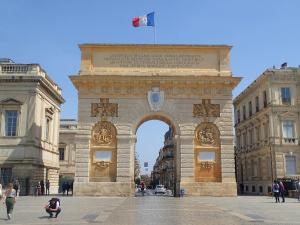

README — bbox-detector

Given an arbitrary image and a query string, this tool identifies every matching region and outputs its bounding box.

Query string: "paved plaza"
[1,195,300,225]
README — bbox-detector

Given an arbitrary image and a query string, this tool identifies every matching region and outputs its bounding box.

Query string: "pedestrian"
[44,197,61,218]
[0,183,2,200]
[3,183,17,220]
[46,180,50,195]
[36,182,41,196]
[40,180,45,195]
[273,180,280,203]
[66,182,70,196]
[140,181,145,196]
[296,179,300,201]
[62,182,66,195]
[279,181,285,203]
[13,179,20,197]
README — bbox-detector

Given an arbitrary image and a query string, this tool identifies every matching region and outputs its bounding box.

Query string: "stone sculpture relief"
[91,121,116,146]
[195,122,220,147]
[193,99,220,118]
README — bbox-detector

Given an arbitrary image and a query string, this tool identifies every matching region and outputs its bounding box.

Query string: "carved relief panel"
[89,121,117,182]
[194,122,221,182]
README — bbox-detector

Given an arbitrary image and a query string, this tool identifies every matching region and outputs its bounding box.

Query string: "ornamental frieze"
[91,121,116,146]
[195,122,220,147]
[91,98,118,118]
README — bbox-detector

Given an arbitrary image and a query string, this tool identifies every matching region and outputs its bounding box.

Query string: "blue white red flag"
[132,12,155,27]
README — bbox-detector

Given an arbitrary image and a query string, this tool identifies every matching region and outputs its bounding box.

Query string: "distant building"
[0,59,64,195]
[59,119,77,182]
[151,127,175,189]
[234,65,300,195]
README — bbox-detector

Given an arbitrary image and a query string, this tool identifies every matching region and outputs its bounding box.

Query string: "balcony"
[283,138,297,145]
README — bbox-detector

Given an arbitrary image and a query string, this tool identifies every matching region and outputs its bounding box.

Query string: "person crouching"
[45,197,61,218]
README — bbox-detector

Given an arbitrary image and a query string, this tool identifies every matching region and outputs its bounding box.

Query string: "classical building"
[0,59,64,195]
[151,127,175,190]
[70,44,240,196]
[234,65,300,195]
[59,119,77,181]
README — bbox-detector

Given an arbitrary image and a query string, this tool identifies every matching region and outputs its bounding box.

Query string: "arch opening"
[134,116,178,197]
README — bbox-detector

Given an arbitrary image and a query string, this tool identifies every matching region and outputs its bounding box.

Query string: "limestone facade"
[70,44,241,196]
[59,119,77,179]
[151,127,175,190]
[0,59,64,195]
[234,66,300,195]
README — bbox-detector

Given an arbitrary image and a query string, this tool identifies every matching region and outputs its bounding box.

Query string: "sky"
[1,0,300,173]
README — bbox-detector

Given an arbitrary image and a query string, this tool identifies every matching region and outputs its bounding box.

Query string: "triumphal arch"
[70,44,241,196]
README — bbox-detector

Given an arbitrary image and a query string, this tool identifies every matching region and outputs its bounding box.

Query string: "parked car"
[154,185,166,194]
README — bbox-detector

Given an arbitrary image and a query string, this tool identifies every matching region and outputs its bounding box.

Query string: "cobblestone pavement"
[0,195,299,225]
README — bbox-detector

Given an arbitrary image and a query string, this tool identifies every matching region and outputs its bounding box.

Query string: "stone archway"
[134,114,180,196]
[70,44,241,196]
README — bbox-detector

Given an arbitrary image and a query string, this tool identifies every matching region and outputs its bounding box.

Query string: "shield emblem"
[148,87,164,111]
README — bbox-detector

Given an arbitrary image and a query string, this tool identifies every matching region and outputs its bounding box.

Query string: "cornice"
[70,75,241,90]
[0,76,65,104]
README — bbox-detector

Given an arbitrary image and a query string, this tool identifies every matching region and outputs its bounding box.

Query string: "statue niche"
[89,121,117,182]
[194,122,221,182]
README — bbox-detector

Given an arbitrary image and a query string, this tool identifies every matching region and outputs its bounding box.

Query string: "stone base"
[74,182,134,196]
[181,182,237,196]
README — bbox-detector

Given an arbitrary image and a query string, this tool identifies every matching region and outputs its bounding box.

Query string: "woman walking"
[3,183,17,220]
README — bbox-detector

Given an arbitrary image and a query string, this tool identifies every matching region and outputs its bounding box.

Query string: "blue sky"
[1,0,299,173]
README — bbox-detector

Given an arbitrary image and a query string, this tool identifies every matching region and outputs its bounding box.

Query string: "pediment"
[0,98,22,105]
[279,111,297,118]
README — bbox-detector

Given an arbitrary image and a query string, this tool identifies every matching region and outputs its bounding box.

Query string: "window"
[5,110,18,136]
[285,155,296,175]
[243,133,247,149]
[255,96,259,112]
[237,110,240,123]
[256,126,260,143]
[248,101,252,117]
[281,87,291,104]
[59,147,65,161]
[282,121,294,138]
[45,118,50,140]
[242,105,246,120]
[263,91,267,107]
[0,168,12,186]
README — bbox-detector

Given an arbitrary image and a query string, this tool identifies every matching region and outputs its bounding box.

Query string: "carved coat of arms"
[148,87,164,111]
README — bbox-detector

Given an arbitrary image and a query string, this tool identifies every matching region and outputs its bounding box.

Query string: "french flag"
[132,12,155,27]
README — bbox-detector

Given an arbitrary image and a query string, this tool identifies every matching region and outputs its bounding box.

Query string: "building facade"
[151,127,175,190]
[59,119,77,181]
[0,59,64,195]
[234,65,300,195]
[70,44,240,196]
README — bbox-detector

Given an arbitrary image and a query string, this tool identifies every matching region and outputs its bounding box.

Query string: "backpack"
[49,198,60,209]
[273,184,279,192]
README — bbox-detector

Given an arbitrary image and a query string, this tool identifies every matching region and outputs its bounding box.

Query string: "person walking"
[279,181,285,203]
[273,180,280,203]
[46,180,50,195]
[296,179,300,201]
[36,182,41,196]
[0,183,2,200]
[40,180,45,195]
[13,179,20,197]
[3,183,17,220]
